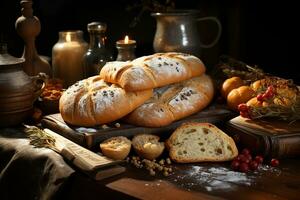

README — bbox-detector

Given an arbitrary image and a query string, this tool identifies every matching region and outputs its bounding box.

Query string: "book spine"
[224,124,271,157]
[270,136,300,158]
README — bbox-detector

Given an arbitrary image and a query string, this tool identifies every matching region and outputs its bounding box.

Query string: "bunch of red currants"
[231,148,279,173]
[256,85,276,102]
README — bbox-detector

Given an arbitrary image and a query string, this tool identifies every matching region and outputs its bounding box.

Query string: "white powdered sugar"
[169,87,203,111]
[93,88,121,114]
[144,56,187,78]
[175,165,253,192]
[76,127,98,133]
[127,66,148,85]
[77,93,90,118]
[136,103,166,119]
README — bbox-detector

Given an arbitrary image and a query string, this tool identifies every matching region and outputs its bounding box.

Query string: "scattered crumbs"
[156,183,160,186]
[76,127,97,133]
[159,179,163,183]
[145,183,149,186]
[102,124,109,129]
[114,122,121,128]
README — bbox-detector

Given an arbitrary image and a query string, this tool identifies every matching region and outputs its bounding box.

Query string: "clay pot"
[0,43,46,127]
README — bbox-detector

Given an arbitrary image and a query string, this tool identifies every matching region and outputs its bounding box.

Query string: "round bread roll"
[100,136,131,160]
[132,134,165,160]
[59,75,153,126]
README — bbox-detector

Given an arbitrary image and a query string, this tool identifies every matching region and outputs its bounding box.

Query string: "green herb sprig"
[24,125,58,152]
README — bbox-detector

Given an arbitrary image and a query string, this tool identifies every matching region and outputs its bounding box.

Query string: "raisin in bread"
[99,52,205,91]
[132,134,165,160]
[100,136,131,160]
[166,123,238,163]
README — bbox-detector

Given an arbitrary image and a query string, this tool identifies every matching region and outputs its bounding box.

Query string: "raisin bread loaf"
[166,123,238,163]
[99,52,205,91]
[100,136,131,160]
[125,75,214,127]
[59,76,152,126]
[132,134,165,160]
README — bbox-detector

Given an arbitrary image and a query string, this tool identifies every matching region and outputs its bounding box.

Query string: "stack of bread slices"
[59,52,214,127]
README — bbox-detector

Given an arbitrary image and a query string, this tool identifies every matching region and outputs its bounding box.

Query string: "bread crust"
[99,52,206,91]
[100,136,131,160]
[59,76,153,126]
[167,122,238,163]
[125,75,214,127]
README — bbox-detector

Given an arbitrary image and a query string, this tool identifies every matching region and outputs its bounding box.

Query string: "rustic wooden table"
[1,126,299,200]
[60,158,300,200]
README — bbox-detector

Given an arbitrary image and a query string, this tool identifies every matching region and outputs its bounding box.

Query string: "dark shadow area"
[1,0,299,84]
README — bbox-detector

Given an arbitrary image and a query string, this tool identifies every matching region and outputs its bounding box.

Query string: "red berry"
[241,157,251,164]
[249,161,259,170]
[245,154,252,161]
[238,103,248,113]
[270,158,279,167]
[231,160,240,170]
[255,155,264,164]
[236,154,246,161]
[241,148,251,155]
[239,162,250,172]
[257,93,264,101]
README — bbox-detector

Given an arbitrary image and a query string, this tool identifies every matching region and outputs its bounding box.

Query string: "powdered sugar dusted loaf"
[59,76,153,127]
[125,74,214,127]
[99,52,206,91]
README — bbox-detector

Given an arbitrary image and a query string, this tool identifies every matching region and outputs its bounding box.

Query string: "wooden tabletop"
[60,158,300,200]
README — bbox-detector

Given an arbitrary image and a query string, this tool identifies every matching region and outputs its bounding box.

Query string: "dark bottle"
[83,22,113,77]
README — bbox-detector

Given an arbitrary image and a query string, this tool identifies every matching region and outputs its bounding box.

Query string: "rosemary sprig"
[217,55,266,83]
[24,125,59,152]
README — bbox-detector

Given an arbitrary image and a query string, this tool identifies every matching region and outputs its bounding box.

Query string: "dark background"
[1,0,299,83]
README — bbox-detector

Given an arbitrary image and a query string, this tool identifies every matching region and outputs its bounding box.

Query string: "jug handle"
[31,72,48,100]
[197,16,222,48]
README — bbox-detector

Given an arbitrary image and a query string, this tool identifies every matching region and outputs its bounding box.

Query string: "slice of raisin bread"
[166,123,238,163]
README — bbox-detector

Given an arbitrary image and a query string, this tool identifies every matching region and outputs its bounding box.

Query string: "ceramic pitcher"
[151,10,222,57]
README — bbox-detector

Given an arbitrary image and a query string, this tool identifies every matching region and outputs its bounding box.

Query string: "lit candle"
[52,30,88,88]
[116,35,136,61]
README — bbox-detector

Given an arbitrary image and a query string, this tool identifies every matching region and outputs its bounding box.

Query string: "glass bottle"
[83,22,113,77]
[52,30,88,88]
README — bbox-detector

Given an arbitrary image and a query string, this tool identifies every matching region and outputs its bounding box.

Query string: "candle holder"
[116,36,136,61]
[52,30,88,88]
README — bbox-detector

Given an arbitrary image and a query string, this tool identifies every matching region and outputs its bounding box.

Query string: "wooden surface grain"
[60,159,300,200]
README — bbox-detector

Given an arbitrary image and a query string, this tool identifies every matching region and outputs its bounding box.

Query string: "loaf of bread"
[59,76,153,127]
[125,75,214,127]
[132,134,165,160]
[100,136,131,160]
[166,123,238,163]
[99,52,206,91]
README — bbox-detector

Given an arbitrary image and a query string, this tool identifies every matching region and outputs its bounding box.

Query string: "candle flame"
[66,33,71,42]
[124,35,129,44]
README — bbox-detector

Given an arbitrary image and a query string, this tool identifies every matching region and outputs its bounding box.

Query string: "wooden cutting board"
[41,104,235,150]
[225,116,300,158]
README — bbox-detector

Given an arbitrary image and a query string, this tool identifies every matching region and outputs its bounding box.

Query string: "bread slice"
[100,136,131,160]
[132,134,165,160]
[166,123,238,163]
